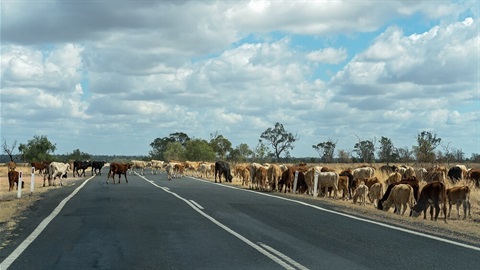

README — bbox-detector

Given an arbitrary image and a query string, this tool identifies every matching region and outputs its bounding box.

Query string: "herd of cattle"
[4,159,480,222]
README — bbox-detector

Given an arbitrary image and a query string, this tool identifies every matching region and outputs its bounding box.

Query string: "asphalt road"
[1,169,479,269]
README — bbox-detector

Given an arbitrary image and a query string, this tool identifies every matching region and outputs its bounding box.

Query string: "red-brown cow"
[410,181,447,223]
[8,170,24,191]
[107,162,131,184]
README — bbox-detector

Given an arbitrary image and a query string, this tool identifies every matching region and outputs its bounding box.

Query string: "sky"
[1,0,479,159]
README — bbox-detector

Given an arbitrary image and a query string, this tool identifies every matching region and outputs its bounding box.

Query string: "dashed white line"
[139,175,308,270]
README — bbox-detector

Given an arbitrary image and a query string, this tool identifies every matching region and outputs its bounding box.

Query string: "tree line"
[2,122,479,165]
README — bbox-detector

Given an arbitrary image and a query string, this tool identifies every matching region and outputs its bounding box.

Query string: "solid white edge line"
[0,176,95,270]
[138,174,305,270]
[184,176,480,252]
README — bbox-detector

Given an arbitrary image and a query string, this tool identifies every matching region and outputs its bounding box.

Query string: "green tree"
[149,132,190,160]
[185,139,216,161]
[209,132,232,160]
[18,135,56,162]
[337,149,351,163]
[413,131,441,163]
[312,139,337,163]
[163,142,186,161]
[235,143,253,162]
[67,149,91,161]
[149,137,174,160]
[397,146,413,164]
[253,140,269,162]
[377,136,398,163]
[260,122,298,161]
[353,139,375,163]
[170,132,190,146]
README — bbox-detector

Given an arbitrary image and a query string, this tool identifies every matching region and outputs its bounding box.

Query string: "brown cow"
[281,165,309,193]
[8,170,24,191]
[467,168,480,187]
[446,186,471,220]
[107,162,131,184]
[410,181,447,223]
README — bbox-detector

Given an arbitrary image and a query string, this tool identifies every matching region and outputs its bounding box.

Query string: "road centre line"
[138,174,307,270]
[0,176,95,270]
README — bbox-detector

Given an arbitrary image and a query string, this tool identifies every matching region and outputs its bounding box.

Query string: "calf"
[352,183,369,206]
[446,186,471,220]
[382,184,414,215]
[410,181,447,223]
[368,183,383,207]
[8,170,24,191]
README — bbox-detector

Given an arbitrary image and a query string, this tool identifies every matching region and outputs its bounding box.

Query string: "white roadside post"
[17,171,23,199]
[293,171,299,194]
[31,166,35,193]
[314,170,319,197]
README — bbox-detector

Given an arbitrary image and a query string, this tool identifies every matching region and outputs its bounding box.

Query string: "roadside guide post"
[314,170,319,197]
[293,171,299,194]
[31,166,35,193]
[17,171,23,199]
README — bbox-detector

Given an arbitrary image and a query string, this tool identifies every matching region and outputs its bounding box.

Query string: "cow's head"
[227,174,233,182]
[410,205,422,218]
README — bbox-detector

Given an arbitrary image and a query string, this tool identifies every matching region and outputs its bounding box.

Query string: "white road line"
[0,176,95,270]
[139,175,307,270]
[258,242,309,270]
[189,200,204,210]
[186,176,480,252]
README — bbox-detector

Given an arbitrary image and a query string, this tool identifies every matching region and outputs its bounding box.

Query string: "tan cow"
[368,183,384,207]
[446,186,471,220]
[382,184,414,215]
[385,172,402,186]
[267,164,283,191]
[352,183,369,206]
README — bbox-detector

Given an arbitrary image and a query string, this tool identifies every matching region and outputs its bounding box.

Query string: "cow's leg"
[125,174,128,183]
[433,204,440,221]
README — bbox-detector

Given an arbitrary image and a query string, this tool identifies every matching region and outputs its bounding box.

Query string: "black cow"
[214,161,233,183]
[92,160,106,175]
[73,160,92,177]
[447,166,463,183]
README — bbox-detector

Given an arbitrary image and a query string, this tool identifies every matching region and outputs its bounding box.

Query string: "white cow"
[48,162,71,186]
[352,167,375,183]
[150,160,164,175]
[130,160,149,175]
[317,172,339,199]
